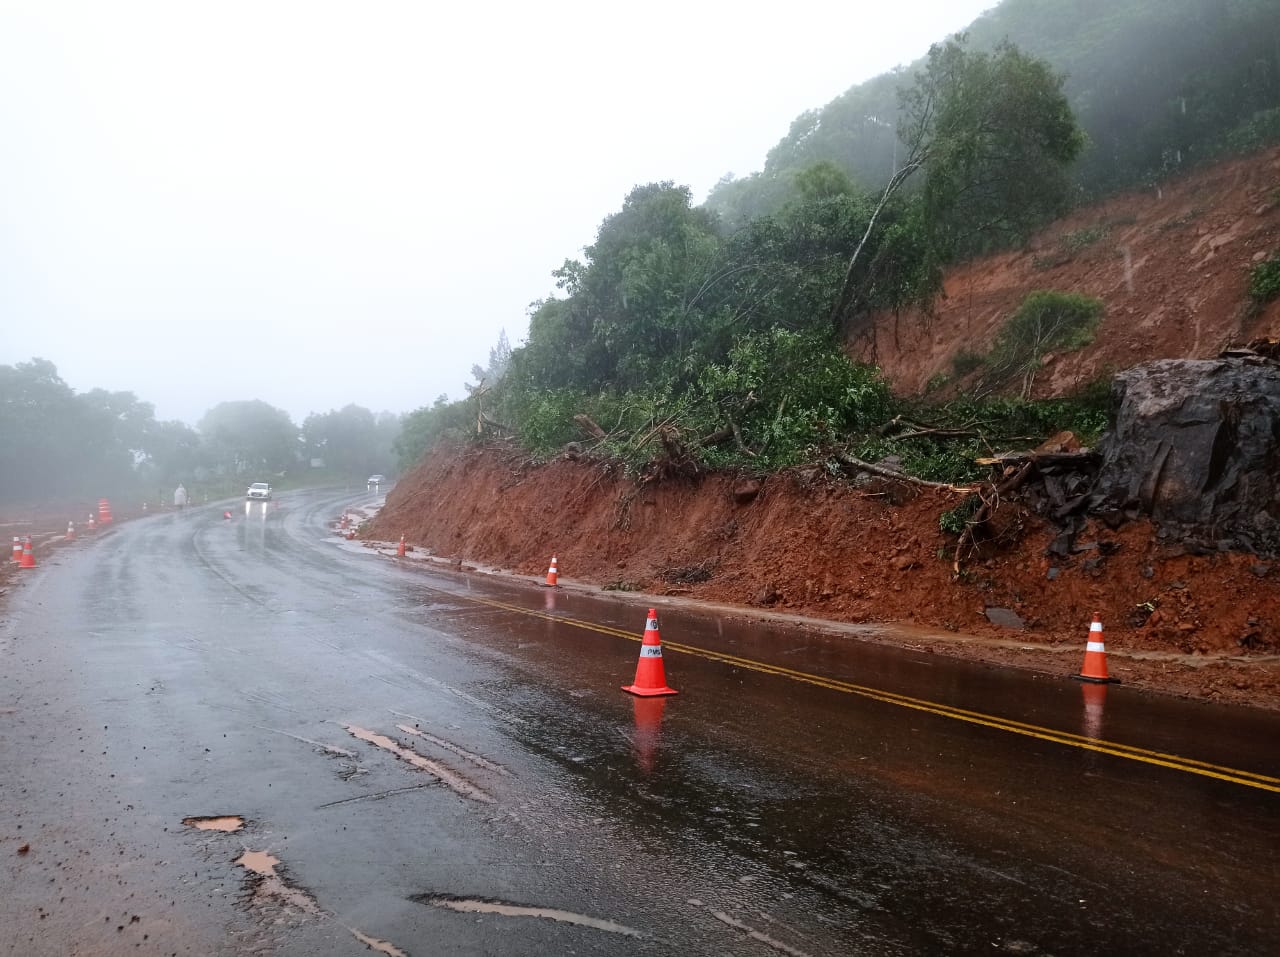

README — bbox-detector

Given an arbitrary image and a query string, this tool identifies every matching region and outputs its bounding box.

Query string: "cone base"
[621,684,678,697]
[1072,674,1119,684]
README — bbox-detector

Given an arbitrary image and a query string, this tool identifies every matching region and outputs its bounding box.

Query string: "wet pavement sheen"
[1,487,1277,956]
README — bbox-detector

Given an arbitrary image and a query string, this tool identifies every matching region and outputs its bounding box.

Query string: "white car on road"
[246,482,272,500]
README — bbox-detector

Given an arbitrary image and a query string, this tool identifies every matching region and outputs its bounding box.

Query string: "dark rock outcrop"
[1095,357,1280,555]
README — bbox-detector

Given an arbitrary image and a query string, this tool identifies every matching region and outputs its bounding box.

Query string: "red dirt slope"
[372,150,1280,711]
[858,148,1280,395]
[370,444,1280,711]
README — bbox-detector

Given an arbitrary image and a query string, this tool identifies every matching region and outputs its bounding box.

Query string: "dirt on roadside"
[369,443,1280,712]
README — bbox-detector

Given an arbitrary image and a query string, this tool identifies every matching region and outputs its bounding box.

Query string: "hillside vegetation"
[400,1,1280,491]
[374,145,1280,710]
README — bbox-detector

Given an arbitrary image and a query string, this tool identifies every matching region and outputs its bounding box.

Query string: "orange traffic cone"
[87,513,96,531]
[397,534,406,558]
[1073,615,1118,684]
[19,536,36,569]
[11,536,21,563]
[66,521,75,541]
[622,608,678,697]
[543,555,559,587]
[98,498,113,525]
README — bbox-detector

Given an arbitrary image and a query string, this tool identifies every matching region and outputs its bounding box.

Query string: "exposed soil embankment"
[859,148,1280,395]
[370,444,1280,710]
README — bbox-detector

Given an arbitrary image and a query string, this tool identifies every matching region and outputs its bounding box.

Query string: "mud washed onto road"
[369,445,1280,711]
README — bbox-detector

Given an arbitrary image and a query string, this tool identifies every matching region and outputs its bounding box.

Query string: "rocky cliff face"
[1095,357,1280,556]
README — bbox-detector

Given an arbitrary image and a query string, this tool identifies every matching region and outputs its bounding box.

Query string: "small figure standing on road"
[174,483,188,510]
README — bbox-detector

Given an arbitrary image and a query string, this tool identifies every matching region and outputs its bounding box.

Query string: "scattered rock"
[732,479,762,504]
[985,607,1026,630]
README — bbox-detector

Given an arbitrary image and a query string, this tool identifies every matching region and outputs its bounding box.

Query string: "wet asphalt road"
[2,487,1278,956]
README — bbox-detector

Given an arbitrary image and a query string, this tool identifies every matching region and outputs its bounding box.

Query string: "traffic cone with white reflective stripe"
[18,535,36,569]
[1073,614,1118,683]
[543,555,559,587]
[66,521,75,541]
[622,608,678,697]
[11,536,22,563]
[397,534,406,558]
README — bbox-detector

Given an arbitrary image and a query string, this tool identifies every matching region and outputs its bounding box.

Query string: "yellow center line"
[449,591,1280,794]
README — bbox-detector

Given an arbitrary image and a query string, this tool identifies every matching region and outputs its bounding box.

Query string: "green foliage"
[987,291,1104,398]
[940,496,982,535]
[951,350,985,377]
[793,161,857,203]
[939,388,1115,446]
[924,372,951,393]
[711,0,1280,221]
[303,404,398,479]
[1061,225,1109,254]
[692,330,892,469]
[394,395,472,469]
[1248,255,1280,303]
[912,39,1086,259]
[198,400,299,476]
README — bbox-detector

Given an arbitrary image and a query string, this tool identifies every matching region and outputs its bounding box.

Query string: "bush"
[1248,256,1280,304]
[951,350,985,377]
[693,329,892,469]
[988,291,1105,398]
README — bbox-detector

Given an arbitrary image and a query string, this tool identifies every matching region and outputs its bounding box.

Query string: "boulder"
[1095,357,1280,555]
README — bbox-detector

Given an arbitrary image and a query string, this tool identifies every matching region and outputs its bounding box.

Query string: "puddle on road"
[183,815,245,832]
[344,724,495,803]
[413,893,646,938]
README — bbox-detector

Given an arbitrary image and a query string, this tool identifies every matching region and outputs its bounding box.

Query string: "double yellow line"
[456,591,1280,794]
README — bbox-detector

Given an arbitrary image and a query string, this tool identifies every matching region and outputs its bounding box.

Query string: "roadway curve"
[2,488,1278,956]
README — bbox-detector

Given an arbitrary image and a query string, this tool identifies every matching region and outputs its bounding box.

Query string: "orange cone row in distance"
[543,555,559,588]
[622,608,678,697]
[1074,614,1118,684]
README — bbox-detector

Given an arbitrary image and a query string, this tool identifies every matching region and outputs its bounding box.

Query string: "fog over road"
[2,489,1278,956]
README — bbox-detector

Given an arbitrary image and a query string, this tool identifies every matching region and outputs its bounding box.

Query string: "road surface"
[2,488,1278,956]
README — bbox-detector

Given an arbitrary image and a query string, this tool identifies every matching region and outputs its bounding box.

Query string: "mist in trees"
[407,31,1097,475]
[707,0,1280,223]
[0,358,400,507]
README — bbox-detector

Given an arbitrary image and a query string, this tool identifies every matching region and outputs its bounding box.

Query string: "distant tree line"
[0,358,399,507]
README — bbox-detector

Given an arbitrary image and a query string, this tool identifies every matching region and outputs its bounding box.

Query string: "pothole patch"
[411,893,646,938]
[182,815,245,832]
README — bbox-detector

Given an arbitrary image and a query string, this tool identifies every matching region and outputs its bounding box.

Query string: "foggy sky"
[0,0,995,427]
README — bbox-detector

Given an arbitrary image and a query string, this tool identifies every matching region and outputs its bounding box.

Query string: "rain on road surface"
[2,488,1278,956]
